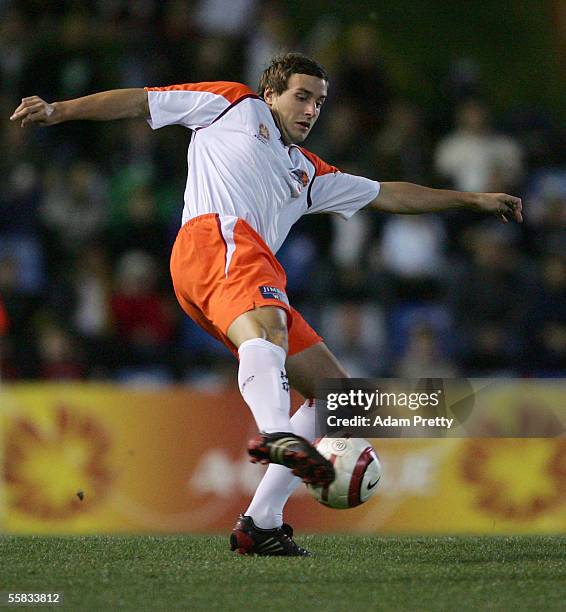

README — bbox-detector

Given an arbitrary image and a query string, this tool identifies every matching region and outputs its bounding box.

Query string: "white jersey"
[145,81,380,254]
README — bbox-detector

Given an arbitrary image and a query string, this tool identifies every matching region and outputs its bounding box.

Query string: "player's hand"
[474,193,523,223]
[10,96,58,127]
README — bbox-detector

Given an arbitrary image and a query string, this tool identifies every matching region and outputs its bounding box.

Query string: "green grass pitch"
[1,535,565,610]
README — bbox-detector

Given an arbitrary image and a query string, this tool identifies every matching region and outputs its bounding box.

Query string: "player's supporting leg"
[244,342,349,528]
[230,399,321,555]
[244,398,316,528]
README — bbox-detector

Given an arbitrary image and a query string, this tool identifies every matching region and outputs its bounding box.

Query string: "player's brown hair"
[258,52,329,97]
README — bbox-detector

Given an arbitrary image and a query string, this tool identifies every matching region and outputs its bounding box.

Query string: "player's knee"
[227,306,289,353]
[263,323,288,353]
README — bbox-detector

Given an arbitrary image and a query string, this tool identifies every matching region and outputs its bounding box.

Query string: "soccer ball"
[307,437,382,509]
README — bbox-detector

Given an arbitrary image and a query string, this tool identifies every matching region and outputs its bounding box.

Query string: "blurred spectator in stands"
[309,99,368,174]
[107,183,170,261]
[72,244,112,335]
[459,323,516,376]
[380,215,447,301]
[0,337,26,380]
[311,100,375,303]
[441,57,482,107]
[245,1,295,87]
[0,6,29,95]
[385,301,453,373]
[0,255,39,378]
[22,8,101,101]
[395,321,458,378]
[0,115,45,294]
[277,232,318,307]
[108,119,157,175]
[522,253,566,376]
[157,0,199,84]
[192,0,259,83]
[434,99,524,193]
[73,244,114,378]
[328,211,374,302]
[452,224,531,375]
[195,0,257,38]
[106,119,181,227]
[371,100,431,183]
[109,1,163,89]
[162,0,198,44]
[334,22,392,135]
[37,321,85,380]
[193,36,242,83]
[0,296,7,337]
[504,108,564,170]
[0,294,11,378]
[40,160,109,268]
[320,301,387,377]
[41,242,115,379]
[522,168,566,258]
[302,14,341,76]
[110,250,176,373]
[21,8,110,159]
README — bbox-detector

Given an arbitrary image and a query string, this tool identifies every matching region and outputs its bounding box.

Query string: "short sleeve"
[298,147,379,218]
[306,172,380,219]
[144,81,258,131]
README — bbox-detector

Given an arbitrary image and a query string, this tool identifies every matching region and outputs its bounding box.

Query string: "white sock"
[245,398,318,529]
[238,338,291,433]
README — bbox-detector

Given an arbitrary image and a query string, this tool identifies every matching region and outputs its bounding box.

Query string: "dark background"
[0,0,564,384]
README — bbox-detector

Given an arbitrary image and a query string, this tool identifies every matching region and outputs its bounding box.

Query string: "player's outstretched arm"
[370,181,523,223]
[9,89,149,128]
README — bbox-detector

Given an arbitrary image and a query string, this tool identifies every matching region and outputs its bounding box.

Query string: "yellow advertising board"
[1,383,565,534]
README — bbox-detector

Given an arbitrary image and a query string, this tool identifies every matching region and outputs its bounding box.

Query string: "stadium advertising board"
[1,383,565,534]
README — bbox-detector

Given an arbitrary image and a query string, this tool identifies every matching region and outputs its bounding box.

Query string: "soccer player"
[10,53,522,556]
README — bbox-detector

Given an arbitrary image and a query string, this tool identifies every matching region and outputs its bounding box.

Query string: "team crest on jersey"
[291,169,309,188]
[259,286,289,305]
[257,123,270,143]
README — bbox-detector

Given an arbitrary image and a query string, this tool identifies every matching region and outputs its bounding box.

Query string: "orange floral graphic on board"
[461,439,566,520]
[4,405,113,519]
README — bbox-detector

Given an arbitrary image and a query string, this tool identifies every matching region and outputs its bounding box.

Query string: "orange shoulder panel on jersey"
[298,147,339,176]
[144,81,258,104]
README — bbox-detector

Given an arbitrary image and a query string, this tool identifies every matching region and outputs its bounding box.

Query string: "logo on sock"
[241,375,255,392]
[280,371,289,392]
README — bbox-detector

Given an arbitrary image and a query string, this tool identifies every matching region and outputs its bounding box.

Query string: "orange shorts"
[170,213,322,357]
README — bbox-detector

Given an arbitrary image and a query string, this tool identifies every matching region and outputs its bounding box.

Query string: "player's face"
[264,73,328,145]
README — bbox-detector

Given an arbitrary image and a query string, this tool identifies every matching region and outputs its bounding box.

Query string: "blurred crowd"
[0,0,565,384]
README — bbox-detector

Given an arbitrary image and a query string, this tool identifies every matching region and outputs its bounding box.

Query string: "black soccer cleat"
[248,431,335,486]
[230,514,311,556]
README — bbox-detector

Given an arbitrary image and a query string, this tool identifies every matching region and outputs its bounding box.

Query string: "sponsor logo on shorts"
[259,286,289,305]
